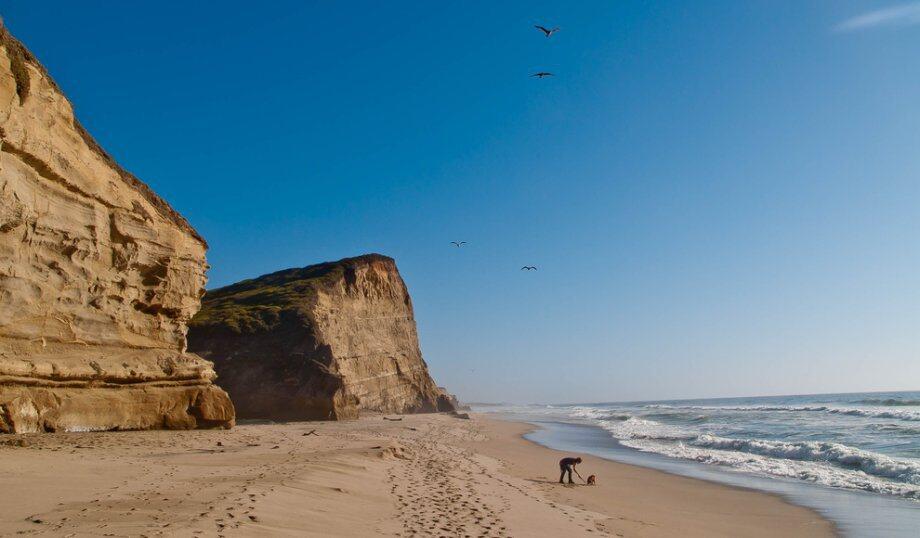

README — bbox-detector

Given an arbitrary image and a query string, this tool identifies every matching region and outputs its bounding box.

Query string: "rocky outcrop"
[438,387,471,411]
[0,24,234,433]
[187,254,454,420]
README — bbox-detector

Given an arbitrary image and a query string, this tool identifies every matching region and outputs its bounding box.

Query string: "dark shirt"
[559,457,579,467]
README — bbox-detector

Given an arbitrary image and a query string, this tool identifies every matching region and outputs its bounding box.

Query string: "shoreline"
[0,413,835,536]
[499,412,920,537]
[465,415,836,537]
[501,418,841,529]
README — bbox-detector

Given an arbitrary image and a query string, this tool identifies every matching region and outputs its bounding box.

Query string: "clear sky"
[6,1,920,403]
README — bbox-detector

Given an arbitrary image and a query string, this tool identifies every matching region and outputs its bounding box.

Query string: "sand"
[0,413,835,537]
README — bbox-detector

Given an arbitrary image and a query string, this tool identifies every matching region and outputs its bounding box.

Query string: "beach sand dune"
[0,414,833,536]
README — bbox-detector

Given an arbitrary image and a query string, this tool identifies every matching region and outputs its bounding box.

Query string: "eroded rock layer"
[0,24,234,433]
[188,254,454,420]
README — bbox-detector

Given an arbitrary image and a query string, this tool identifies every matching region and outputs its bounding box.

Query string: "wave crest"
[856,398,920,407]
[690,435,920,485]
[643,404,920,421]
[620,437,920,500]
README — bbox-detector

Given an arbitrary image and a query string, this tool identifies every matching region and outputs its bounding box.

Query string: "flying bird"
[531,72,554,79]
[451,241,467,247]
[534,25,560,38]
[521,266,538,271]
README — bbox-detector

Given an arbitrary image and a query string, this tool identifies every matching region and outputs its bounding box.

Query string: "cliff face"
[187,255,453,420]
[0,25,234,433]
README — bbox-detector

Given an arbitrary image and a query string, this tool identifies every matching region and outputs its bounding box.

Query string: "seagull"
[534,25,560,38]
[451,241,467,247]
[531,72,554,79]
[521,266,538,271]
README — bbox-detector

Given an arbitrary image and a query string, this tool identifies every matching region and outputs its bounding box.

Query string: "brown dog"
[586,474,596,486]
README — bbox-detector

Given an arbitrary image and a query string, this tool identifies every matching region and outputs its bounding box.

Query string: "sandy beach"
[0,413,834,537]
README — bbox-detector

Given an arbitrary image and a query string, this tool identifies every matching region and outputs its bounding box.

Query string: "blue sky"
[6,1,920,403]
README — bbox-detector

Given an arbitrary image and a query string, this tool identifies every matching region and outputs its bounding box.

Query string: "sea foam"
[644,404,920,422]
[619,436,920,500]
[584,410,920,500]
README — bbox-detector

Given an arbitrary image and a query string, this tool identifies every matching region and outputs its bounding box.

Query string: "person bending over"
[558,456,583,484]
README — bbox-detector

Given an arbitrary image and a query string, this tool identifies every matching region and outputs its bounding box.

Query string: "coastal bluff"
[0,25,234,433]
[187,254,454,420]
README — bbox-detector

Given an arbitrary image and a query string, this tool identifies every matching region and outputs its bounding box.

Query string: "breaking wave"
[826,407,920,421]
[620,437,920,500]
[587,414,920,500]
[643,404,920,421]
[856,398,920,407]
[689,435,920,485]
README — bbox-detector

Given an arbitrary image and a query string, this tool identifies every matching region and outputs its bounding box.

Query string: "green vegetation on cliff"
[190,254,393,334]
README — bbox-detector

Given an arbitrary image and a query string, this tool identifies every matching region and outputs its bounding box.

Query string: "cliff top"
[190,254,396,334]
[0,22,206,246]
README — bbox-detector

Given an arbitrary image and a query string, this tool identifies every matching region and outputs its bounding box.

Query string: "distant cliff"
[188,254,454,420]
[0,24,233,433]
[438,387,471,411]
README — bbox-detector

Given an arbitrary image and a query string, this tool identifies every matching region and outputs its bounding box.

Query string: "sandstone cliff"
[0,24,234,433]
[187,254,453,420]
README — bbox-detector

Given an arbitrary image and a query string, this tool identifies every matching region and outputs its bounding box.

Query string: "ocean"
[475,390,920,537]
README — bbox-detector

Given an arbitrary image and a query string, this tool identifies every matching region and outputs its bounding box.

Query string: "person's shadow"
[526,478,581,487]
